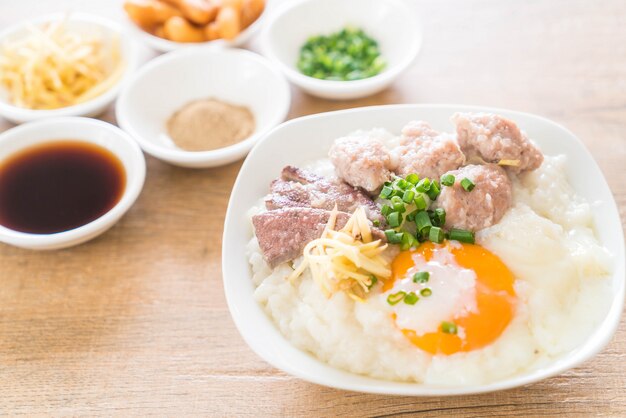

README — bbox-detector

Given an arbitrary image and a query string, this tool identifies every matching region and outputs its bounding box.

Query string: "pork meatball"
[393,121,465,180]
[400,120,439,143]
[452,112,544,173]
[329,135,393,193]
[436,164,512,231]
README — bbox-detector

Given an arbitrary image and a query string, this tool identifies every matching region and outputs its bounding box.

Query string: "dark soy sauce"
[0,140,126,234]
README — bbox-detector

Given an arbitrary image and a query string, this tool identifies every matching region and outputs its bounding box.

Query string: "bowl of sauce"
[0,117,145,249]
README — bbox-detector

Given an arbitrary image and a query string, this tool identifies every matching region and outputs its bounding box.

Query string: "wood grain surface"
[1,0,625,416]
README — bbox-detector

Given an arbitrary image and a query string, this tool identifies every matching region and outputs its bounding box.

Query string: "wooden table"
[1,0,625,416]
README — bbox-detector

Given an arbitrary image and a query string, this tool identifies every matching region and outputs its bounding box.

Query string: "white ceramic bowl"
[116,47,290,168]
[261,0,421,100]
[124,2,268,53]
[222,104,625,395]
[0,13,141,124]
[0,117,146,250]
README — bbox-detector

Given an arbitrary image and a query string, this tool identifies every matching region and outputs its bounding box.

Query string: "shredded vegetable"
[0,18,123,109]
[498,159,521,166]
[288,206,391,302]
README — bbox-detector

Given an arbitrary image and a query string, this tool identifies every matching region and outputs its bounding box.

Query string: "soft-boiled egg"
[383,241,516,355]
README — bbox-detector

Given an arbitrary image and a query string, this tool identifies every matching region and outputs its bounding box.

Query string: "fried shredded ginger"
[0,18,124,110]
[468,154,521,167]
[288,206,391,302]
[498,159,521,166]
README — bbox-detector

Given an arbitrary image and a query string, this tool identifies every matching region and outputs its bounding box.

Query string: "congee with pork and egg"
[247,113,612,385]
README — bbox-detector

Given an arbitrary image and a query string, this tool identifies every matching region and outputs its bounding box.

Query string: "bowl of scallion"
[261,0,421,100]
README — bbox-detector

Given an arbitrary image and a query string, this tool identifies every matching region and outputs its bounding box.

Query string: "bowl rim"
[261,0,422,92]
[123,0,270,53]
[0,117,146,249]
[222,103,626,396]
[0,12,140,121]
[115,47,291,166]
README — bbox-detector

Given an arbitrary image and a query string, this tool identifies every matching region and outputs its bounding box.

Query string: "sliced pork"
[452,112,543,173]
[252,207,385,268]
[328,134,393,193]
[393,121,465,180]
[253,208,351,268]
[265,166,384,224]
[436,164,512,231]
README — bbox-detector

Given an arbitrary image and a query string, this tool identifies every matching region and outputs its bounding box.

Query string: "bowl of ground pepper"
[116,47,290,168]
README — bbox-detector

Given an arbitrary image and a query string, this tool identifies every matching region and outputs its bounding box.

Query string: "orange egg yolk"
[386,241,516,355]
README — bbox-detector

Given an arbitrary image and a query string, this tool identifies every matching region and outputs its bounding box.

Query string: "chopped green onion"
[428,208,445,227]
[379,185,393,199]
[448,228,475,244]
[402,189,415,203]
[427,181,440,200]
[390,195,403,205]
[434,208,446,226]
[414,211,432,232]
[389,179,402,193]
[381,204,392,216]
[297,27,386,81]
[460,177,475,192]
[427,210,437,226]
[404,292,419,305]
[385,229,404,244]
[387,211,402,228]
[429,226,444,243]
[413,271,429,283]
[405,173,419,184]
[387,291,406,305]
[420,288,432,297]
[400,231,417,250]
[390,196,406,213]
[395,179,409,190]
[441,321,458,334]
[406,210,418,222]
[372,219,380,227]
[441,174,455,187]
[393,203,406,213]
[385,229,400,243]
[367,274,378,289]
[413,193,427,210]
[416,178,431,192]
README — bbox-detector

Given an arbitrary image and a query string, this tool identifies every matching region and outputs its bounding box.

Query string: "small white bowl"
[0,117,146,250]
[0,13,141,124]
[222,104,625,395]
[116,47,290,168]
[125,2,268,53]
[262,0,422,100]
